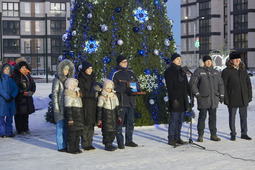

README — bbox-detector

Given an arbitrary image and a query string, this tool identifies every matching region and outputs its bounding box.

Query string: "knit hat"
[65,78,79,90]
[81,61,92,72]
[229,52,241,60]
[116,55,127,65]
[171,53,181,61]
[202,55,212,63]
[18,61,28,69]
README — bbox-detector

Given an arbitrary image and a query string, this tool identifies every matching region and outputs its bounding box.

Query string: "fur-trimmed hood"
[57,59,75,82]
[225,59,246,70]
[0,62,12,76]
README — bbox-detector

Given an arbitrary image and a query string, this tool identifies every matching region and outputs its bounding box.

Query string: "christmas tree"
[60,0,176,125]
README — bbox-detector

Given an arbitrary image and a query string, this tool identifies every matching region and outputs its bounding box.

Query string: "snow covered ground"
[1,79,255,170]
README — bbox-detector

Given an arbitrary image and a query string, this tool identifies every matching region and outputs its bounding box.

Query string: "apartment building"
[0,0,70,74]
[181,0,255,70]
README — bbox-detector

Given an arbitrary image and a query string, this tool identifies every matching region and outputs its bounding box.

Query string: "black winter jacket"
[13,62,36,115]
[222,60,252,107]
[78,71,97,124]
[164,63,191,112]
[109,66,137,108]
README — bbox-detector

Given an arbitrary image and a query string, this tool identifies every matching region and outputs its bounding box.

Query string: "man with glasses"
[222,52,252,141]
[109,55,138,149]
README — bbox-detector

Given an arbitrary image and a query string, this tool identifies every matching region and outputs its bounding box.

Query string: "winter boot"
[125,141,138,147]
[105,143,116,151]
[168,140,177,146]
[118,143,125,149]
[210,135,221,141]
[230,135,236,141]
[176,139,188,145]
[241,135,252,140]
[197,135,203,142]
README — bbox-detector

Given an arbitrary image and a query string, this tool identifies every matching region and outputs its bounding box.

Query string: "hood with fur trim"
[0,62,12,76]
[65,78,78,90]
[225,59,246,70]
[57,59,75,82]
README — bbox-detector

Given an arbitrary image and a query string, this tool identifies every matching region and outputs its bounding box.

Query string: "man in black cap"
[190,55,224,142]
[222,52,252,141]
[109,55,138,149]
[164,53,191,146]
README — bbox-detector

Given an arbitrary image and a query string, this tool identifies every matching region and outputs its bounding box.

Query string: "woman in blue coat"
[0,63,18,138]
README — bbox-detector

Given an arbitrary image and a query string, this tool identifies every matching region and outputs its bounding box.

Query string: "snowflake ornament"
[84,40,99,53]
[133,7,149,23]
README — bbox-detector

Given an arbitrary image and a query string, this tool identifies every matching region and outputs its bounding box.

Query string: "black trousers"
[14,114,29,134]
[67,129,82,153]
[228,107,247,136]
[102,132,115,145]
[197,108,217,136]
[81,124,94,148]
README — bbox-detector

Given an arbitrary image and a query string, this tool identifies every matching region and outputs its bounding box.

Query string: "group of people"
[0,58,36,138]
[52,55,138,154]
[164,52,252,146]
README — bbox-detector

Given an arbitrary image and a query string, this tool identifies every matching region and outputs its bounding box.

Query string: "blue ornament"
[169,36,173,41]
[133,27,139,32]
[164,0,168,2]
[154,0,159,5]
[115,7,121,13]
[138,50,144,56]
[90,36,95,41]
[135,113,142,119]
[144,68,151,75]
[165,59,171,64]
[69,51,74,57]
[48,94,52,99]
[104,57,111,64]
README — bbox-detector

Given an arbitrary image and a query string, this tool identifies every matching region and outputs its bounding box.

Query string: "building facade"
[0,0,70,75]
[181,0,255,69]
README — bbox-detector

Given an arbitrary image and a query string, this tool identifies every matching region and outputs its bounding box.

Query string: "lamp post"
[45,13,48,83]
[193,16,204,68]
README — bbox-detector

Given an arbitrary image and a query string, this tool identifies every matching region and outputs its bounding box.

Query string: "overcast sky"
[166,0,181,53]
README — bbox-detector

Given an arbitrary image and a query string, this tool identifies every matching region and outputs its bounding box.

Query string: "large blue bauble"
[144,68,151,75]
[105,57,111,63]
[69,51,74,57]
[133,27,139,32]
[138,50,144,56]
[169,36,173,41]
[115,7,121,13]
[90,36,95,41]
[154,0,159,5]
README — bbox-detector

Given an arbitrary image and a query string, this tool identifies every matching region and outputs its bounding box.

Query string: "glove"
[68,120,74,126]
[118,119,121,125]
[94,85,102,92]
[196,94,202,103]
[74,87,80,92]
[98,120,102,128]
[24,91,33,96]
[220,96,224,103]
[6,97,14,103]
[126,87,133,95]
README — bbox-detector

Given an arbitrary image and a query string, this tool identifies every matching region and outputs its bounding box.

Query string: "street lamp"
[193,16,204,67]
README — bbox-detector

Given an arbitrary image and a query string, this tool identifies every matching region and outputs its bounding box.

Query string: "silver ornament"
[153,49,159,56]
[149,99,155,105]
[117,39,123,46]
[163,96,169,102]
[72,30,76,36]
[164,39,170,46]
[62,33,68,42]
[87,13,92,19]
[78,64,82,71]
[58,55,63,62]
[101,24,108,32]
[147,25,152,31]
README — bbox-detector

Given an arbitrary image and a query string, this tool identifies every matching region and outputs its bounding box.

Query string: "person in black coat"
[109,55,139,149]
[222,52,252,141]
[12,58,36,135]
[64,78,84,154]
[164,53,191,146]
[78,61,99,151]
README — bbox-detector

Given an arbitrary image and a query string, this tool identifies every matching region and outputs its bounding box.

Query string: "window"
[199,37,211,51]
[3,39,20,54]
[3,21,20,35]
[35,3,40,14]
[24,40,31,53]
[35,21,40,32]
[51,38,65,53]
[199,19,211,33]
[199,1,211,16]
[2,2,19,17]
[50,3,66,11]
[51,21,66,35]
[233,14,247,30]
[25,21,31,32]
[234,33,248,48]
[233,0,248,11]
[24,2,30,14]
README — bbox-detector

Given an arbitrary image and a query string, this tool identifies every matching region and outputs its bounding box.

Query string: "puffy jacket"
[13,61,36,115]
[109,65,137,108]
[189,61,224,109]
[0,63,18,116]
[52,59,75,122]
[222,60,252,107]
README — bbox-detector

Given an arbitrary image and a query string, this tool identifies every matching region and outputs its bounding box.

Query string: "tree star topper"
[133,7,149,23]
[84,40,99,53]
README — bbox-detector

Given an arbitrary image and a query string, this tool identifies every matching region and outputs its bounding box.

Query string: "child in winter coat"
[97,79,121,151]
[0,63,18,138]
[64,78,84,154]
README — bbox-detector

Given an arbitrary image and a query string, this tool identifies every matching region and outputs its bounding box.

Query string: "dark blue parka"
[0,63,18,116]
[109,65,137,108]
